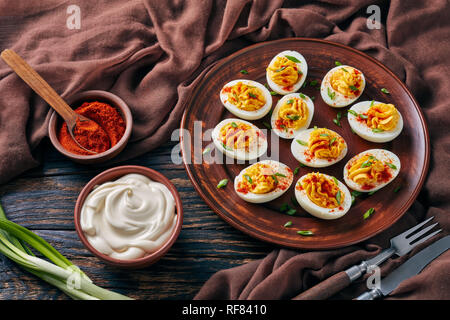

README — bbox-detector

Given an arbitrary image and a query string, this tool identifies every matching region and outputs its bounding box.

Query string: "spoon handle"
[0,49,77,123]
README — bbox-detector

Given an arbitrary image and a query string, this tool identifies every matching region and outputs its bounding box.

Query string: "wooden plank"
[0,140,275,299]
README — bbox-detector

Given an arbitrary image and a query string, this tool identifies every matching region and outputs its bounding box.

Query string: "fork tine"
[407,222,439,242]
[409,229,442,247]
[399,216,434,238]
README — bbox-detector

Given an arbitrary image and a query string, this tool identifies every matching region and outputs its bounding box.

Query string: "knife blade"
[356,235,450,300]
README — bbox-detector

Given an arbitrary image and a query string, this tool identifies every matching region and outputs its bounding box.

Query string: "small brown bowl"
[74,165,183,268]
[48,90,133,164]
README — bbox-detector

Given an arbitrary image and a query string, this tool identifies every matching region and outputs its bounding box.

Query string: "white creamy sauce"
[80,173,177,260]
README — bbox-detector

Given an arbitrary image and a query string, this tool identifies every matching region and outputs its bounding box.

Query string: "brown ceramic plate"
[180,38,430,249]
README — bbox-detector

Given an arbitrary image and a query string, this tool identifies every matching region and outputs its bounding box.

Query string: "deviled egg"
[266,51,308,95]
[295,172,351,220]
[320,65,365,107]
[220,79,272,120]
[347,101,403,143]
[271,93,314,139]
[343,149,401,193]
[234,160,293,203]
[212,118,267,161]
[291,127,348,167]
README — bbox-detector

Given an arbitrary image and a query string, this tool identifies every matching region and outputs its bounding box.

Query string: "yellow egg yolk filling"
[365,103,399,131]
[301,172,343,209]
[308,128,345,159]
[347,155,390,186]
[267,56,301,87]
[226,82,266,111]
[220,122,255,151]
[277,98,308,129]
[330,67,362,96]
[239,163,277,194]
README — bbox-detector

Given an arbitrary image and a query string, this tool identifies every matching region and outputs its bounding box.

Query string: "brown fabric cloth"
[0,0,449,299]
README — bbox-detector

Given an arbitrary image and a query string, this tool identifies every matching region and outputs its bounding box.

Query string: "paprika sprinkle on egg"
[57,101,126,155]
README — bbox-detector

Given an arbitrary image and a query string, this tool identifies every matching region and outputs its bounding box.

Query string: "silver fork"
[295,216,441,300]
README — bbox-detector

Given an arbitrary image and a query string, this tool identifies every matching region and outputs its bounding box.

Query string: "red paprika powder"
[57,101,126,155]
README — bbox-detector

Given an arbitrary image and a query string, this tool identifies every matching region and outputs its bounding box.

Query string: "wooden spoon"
[0,49,103,154]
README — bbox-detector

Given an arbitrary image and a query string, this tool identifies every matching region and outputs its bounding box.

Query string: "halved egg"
[212,118,267,161]
[295,172,351,220]
[320,65,365,107]
[220,79,272,120]
[266,51,308,95]
[291,127,348,167]
[347,101,403,143]
[234,160,293,203]
[343,149,401,193]
[270,93,314,139]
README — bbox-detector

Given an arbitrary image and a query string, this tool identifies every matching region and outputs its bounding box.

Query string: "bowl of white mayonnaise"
[74,165,183,268]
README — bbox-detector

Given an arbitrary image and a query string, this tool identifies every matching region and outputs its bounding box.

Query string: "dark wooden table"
[0,140,275,300]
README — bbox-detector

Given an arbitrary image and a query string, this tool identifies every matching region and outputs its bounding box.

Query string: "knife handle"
[356,288,382,300]
[294,261,368,300]
[294,271,351,300]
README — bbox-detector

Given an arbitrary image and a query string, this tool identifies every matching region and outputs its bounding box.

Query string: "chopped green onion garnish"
[381,88,390,94]
[294,167,300,175]
[272,174,279,184]
[320,133,329,137]
[248,92,257,98]
[352,190,363,197]
[360,160,373,168]
[349,85,358,91]
[314,125,318,130]
[368,190,377,196]
[394,186,401,193]
[336,190,342,205]
[337,111,342,120]
[270,91,278,96]
[286,208,297,216]
[217,179,228,189]
[329,137,337,146]
[327,87,336,100]
[372,128,384,133]
[280,203,289,213]
[284,221,293,228]
[297,230,314,236]
[348,110,358,117]
[296,139,308,146]
[311,96,315,101]
[359,114,368,120]
[263,121,272,129]
[221,142,232,150]
[275,66,286,72]
[231,122,238,128]
[240,69,249,74]
[243,174,253,184]
[385,162,397,169]
[274,172,287,177]
[285,55,301,63]
[287,99,294,104]
[341,67,349,73]
[335,61,342,66]
[287,114,300,120]
[310,80,318,86]
[332,176,339,186]
[333,118,341,127]
[299,93,306,99]
[299,163,307,167]
[370,100,375,107]
[363,207,375,219]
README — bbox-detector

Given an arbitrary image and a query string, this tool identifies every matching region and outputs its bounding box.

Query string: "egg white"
[295,173,351,220]
[347,101,404,143]
[343,149,401,193]
[266,51,308,95]
[234,160,293,203]
[290,128,348,168]
[211,118,268,161]
[320,65,365,108]
[270,93,314,139]
[220,79,272,120]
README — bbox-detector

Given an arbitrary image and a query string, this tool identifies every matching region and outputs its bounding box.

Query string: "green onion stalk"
[0,204,132,300]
